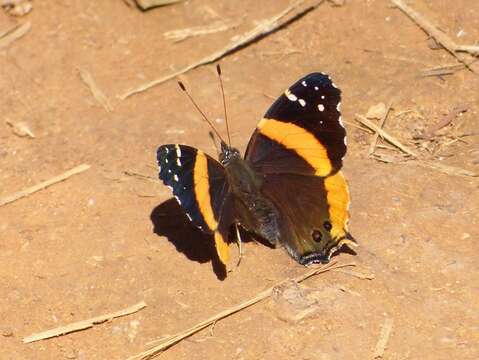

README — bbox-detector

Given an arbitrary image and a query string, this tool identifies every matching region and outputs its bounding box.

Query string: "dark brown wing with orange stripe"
[244,73,354,264]
[157,145,234,265]
[245,72,346,177]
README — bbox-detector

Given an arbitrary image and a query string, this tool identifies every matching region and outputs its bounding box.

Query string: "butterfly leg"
[235,223,243,267]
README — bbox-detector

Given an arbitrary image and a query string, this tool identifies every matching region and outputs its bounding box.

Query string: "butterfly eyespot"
[323,221,332,232]
[312,230,322,243]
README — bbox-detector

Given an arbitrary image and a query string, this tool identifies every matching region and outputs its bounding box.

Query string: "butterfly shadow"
[150,198,227,280]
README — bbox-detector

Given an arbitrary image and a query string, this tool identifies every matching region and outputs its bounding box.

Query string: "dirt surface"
[1,1,478,359]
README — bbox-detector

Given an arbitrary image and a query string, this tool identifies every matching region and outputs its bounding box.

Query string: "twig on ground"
[0,164,91,207]
[23,301,146,343]
[127,261,355,360]
[124,170,158,182]
[373,318,394,358]
[368,100,394,156]
[422,104,469,139]
[391,0,479,73]
[79,69,113,112]
[0,21,30,48]
[164,19,242,43]
[355,114,418,158]
[419,64,465,77]
[120,0,324,99]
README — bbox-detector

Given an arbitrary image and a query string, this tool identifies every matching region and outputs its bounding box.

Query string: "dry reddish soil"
[1,1,478,359]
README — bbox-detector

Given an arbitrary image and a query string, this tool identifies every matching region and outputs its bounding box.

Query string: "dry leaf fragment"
[366,102,387,120]
[5,119,35,138]
[135,0,183,10]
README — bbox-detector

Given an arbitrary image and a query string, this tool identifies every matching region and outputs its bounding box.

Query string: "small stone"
[2,328,13,337]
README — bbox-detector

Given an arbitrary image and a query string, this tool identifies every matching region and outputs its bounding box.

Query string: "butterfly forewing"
[245,72,346,176]
[244,73,351,264]
[157,144,234,265]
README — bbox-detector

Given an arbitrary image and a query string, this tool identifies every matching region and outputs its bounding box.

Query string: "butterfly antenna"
[208,130,220,154]
[216,64,231,146]
[177,81,225,143]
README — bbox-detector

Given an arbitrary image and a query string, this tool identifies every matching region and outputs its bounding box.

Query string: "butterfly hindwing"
[157,144,233,264]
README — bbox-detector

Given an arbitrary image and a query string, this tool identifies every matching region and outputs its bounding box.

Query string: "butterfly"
[157,68,356,268]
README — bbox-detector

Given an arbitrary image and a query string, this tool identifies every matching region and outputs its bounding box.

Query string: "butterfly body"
[221,148,282,247]
[157,72,355,268]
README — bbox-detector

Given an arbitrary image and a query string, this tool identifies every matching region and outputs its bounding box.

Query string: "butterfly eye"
[323,221,332,232]
[312,230,322,242]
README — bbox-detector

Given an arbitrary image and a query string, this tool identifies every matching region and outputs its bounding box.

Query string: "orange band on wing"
[324,171,350,239]
[257,118,333,177]
[193,151,218,231]
[214,231,230,265]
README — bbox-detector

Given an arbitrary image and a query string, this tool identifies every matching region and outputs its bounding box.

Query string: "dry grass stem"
[0,21,30,48]
[127,261,355,360]
[373,318,394,358]
[120,0,324,99]
[355,114,418,157]
[368,100,394,156]
[416,161,478,178]
[335,268,375,280]
[391,0,479,73]
[0,164,91,207]
[23,301,147,343]
[124,170,158,182]
[455,44,479,55]
[79,69,113,112]
[164,19,242,43]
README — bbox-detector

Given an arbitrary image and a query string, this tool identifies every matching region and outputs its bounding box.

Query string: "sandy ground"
[1,0,478,359]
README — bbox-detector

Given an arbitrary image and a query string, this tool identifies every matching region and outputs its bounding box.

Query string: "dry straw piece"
[0,164,91,207]
[391,0,479,73]
[23,301,147,343]
[79,69,113,112]
[127,262,356,360]
[120,0,325,99]
[0,21,31,48]
[373,318,394,358]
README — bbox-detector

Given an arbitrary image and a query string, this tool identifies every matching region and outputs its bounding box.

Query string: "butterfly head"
[298,231,357,266]
[219,141,241,166]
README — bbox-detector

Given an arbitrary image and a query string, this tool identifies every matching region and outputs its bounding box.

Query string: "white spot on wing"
[174,174,179,181]
[314,86,319,91]
[186,213,192,221]
[285,89,298,101]
[168,169,172,173]
[176,157,181,166]
[338,116,345,128]
[336,102,341,111]
[298,99,306,107]
[301,80,307,87]
[175,145,181,158]
[165,158,168,163]
[318,104,325,112]
[174,195,181,205]
[332,82,338,89]
[165,147,169,154]
[321,95,325,99]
